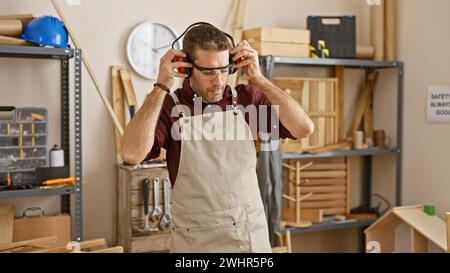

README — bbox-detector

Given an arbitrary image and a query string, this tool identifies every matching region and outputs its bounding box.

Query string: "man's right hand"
[156,49,192,89]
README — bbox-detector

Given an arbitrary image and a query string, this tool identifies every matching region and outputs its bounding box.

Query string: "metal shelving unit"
[0,45,83,241]
[281,218,376,235]
[283,146,400,159]
[0,186,74,199]
[259,56,404,244]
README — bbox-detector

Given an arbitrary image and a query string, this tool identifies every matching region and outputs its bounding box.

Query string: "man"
[121,23,314,253]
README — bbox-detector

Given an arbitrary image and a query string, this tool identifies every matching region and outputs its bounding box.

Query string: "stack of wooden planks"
[273,77,339,153]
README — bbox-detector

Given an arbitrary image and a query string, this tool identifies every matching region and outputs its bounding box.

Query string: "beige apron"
[169,88,272,253]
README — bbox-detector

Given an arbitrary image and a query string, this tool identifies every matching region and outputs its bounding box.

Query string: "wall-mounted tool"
[133,179,158,234]
[159,177,172,230]
[150,178,162,222]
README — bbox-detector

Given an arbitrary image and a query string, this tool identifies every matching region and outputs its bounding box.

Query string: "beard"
[206,85,225,102]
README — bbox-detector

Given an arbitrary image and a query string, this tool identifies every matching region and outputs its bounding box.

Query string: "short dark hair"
[183,24,231,61]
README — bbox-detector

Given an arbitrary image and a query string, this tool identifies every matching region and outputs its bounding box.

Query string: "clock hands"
[152,43,172,53]
[139,38,153,48]
[138,38,172,54]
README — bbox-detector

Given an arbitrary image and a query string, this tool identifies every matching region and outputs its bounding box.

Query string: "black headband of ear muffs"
[171,22,236,50]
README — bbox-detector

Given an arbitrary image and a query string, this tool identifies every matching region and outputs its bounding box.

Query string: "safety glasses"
[192,63,233,78]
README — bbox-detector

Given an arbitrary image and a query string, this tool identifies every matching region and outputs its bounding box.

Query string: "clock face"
[127,21,180,80]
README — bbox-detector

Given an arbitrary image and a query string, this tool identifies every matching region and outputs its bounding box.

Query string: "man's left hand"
[230,40,264,82]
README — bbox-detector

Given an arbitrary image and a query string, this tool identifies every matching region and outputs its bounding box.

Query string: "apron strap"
[169,93,186,117]
[231,88,238,115]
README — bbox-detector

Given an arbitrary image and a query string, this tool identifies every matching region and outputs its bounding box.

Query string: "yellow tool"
[36,179,87,190]
[43,177,75,186]
[35,184,70,190]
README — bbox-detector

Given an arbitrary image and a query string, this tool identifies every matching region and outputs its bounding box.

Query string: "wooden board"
[446,212,450,253]
[274,77,339,152]
[0,236,57,253]
[299,178,346,186]
[90,246,124,253]
[282,208,323,224]
[364,92,374,144]
[301,185,346,193]
[301,171,346,179]
[411,228,428,253]
[310,81,319,146]
[13,214,71,246]
[111,66,126,165]
[131,233,170,253]
[30,238,107,253]
[117,166,132,252]
[248,40,310,57]
[346,157,351,216]
[243,27,310,44]
[334,66,345,141]
[0,206,14,244]
[347,72,378,137]
[119,68,138,109]
[303,142,351,154]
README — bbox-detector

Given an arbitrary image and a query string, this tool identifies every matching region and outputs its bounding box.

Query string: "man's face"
[189,48,230,103]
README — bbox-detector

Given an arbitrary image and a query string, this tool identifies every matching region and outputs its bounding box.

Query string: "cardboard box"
[248,40,310,57]
[243,27,310,44]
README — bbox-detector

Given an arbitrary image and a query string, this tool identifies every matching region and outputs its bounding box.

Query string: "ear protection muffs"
[171,22,239,78]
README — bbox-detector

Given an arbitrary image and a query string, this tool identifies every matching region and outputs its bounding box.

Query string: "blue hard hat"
[20,16,69,48]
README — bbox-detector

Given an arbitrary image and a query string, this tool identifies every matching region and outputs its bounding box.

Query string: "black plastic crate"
[307,16,356,58]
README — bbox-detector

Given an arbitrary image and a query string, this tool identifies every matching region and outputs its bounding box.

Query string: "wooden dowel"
[282,194,296,202]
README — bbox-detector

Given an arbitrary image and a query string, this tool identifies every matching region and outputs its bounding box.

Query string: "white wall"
[0,0,448,252]
[397,0,450,221]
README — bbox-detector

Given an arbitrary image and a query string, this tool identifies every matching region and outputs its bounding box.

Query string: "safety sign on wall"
[427,86,450,123]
